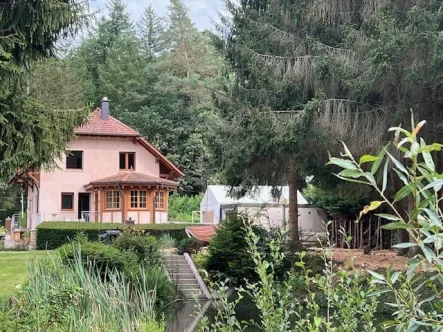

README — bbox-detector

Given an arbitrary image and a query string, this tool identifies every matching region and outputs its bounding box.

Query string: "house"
[12,98,183,229]
[200,185,327,239]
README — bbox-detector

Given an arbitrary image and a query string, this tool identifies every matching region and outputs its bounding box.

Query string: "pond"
[166,296,393,332]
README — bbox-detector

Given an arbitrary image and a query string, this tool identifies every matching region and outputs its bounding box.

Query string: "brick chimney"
[101,97,109,120]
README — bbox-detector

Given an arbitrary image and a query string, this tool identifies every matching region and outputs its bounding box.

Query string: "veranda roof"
[85,171,179,190]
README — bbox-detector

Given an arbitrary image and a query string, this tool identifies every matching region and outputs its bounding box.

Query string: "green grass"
[0,251,53,303]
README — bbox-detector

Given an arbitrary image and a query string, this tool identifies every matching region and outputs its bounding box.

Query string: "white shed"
[200,185,327,240]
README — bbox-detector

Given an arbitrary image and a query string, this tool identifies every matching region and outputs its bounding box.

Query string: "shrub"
[205,215,288,285]
[158,233,177,249]
[113,233,161,266]
[176,237,204,255]
[37,222,200,249]
[58,241,139,278]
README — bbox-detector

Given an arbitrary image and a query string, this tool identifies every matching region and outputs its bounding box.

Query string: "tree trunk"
[288,159,302,250]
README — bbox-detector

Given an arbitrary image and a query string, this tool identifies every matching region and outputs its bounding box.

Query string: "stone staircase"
[164,253,211,300]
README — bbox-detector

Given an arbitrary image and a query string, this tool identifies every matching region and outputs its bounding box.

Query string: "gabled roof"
[76,109,140,137]
[207,185,309,205]
[85,171,179,190]
[76,108,183,179]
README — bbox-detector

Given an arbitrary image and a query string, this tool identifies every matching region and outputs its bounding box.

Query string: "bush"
[158,233,177,249]
[58,241,139,278]
[113,233,161,266]
[37,222,200,249]
[176,237,204,255]
[205,215,289,285]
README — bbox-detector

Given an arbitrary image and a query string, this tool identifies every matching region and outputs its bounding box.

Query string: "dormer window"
[119,152,135,170]
[66,150,83,169]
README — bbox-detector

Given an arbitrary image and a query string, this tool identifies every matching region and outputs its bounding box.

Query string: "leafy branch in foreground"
[329,114,443,330]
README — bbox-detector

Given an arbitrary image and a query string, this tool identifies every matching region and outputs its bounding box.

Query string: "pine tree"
[137,5,165,60]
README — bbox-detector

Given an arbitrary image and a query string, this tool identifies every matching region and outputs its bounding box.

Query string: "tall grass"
[7,248,165,331]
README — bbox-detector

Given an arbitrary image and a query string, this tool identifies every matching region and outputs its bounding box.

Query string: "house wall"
[38,136,160,223]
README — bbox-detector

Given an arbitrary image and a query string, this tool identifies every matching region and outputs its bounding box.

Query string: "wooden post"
[5,217,11,232]
[148,190,155,224]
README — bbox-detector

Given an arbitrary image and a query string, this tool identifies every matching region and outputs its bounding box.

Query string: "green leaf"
[420,138,435,171]
[327,157,357,170]
[369,201,383,210]
[393,184,412,203]
[382,222,414,230]
[382,159,389,193]
[375,213,401,221]
[338,169,362,178]
[390,271,401,284]
[392,242,417,249]
[421,179,443,192]
[359,154,380,164]
[393,168,408,186]
[386,151,409,175]
[314,317,322,327]
[333,174,371,185]
[370,147,387,174]
[422,246,436,263]
[368,271,385,281]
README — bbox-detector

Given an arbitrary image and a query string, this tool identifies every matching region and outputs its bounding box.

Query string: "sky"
[90,0,226,31]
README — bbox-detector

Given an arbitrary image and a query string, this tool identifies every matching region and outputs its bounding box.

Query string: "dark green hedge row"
[36,221,198,250]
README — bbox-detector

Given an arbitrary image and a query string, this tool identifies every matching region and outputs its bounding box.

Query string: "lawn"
[0,251,53,303]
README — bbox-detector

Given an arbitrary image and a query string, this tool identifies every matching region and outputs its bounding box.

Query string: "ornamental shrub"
[205,215,289,285]
[113,233,161,266]
[176,237,204,255]
[58,241,139,279]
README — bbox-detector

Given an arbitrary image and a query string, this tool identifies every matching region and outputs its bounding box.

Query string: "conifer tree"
[137,5,165,60]
[0,0,90,179]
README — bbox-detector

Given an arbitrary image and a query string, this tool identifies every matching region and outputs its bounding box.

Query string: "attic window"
[66,150,83,169]
[119,152,135,170]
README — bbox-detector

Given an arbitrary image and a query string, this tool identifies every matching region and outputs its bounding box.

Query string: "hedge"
[36,222,199,250]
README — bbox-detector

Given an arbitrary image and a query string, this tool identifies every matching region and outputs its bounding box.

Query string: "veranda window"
[130,190,147,209]
[105,190,120,209]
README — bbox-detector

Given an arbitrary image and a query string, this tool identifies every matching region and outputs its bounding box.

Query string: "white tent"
[200,185,327,239]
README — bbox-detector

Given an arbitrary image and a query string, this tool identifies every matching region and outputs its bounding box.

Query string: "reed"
[9,246,165,331]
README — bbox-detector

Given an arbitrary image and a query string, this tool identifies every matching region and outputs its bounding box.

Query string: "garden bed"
[308,248,409,271]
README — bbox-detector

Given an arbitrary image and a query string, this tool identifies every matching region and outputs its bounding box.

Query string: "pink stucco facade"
[27,136,168,229]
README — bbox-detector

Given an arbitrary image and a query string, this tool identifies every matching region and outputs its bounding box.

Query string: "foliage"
[0,250,163,331]
[137,4,165,60]
[329,117,443,329]
[176,237,204,255]
[303,184,373,217]
[197,220,380,331]
[205,215,289,285]
[168,193,202,222]
[36,221,199,249]
[0,184,22,223]
[158,233,177,249]
[113,233,161,266]
[0,0,90,180]
[59,241,139,279]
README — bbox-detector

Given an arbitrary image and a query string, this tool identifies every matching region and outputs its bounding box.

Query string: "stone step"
[170,267,192,272]
[178,280,199,286]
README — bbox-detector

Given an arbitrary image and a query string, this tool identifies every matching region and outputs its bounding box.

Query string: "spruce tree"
[137,5,165,60]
